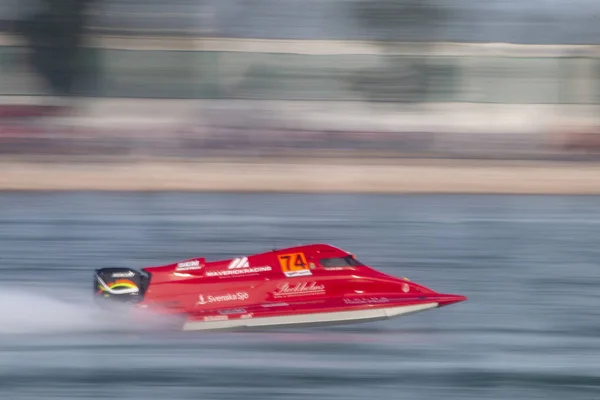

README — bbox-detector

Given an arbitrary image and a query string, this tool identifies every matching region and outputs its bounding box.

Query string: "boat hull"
[181,302,439,331]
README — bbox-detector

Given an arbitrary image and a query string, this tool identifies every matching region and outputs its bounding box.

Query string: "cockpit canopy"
[320,255,363,269]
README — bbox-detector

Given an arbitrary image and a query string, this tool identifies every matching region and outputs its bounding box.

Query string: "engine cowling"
[93,268,149,306]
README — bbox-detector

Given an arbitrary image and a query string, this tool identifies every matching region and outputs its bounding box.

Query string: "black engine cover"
[94,267,149,305]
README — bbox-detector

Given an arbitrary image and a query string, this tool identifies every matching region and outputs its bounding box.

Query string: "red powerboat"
[93,243,466,331]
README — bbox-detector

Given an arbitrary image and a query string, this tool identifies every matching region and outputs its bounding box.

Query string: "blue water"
[0,193,598,399]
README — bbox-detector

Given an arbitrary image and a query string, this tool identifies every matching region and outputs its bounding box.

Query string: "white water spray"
[0,286,176,335]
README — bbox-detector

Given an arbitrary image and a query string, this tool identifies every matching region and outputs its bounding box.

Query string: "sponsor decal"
[195,292,249,307]
[96,278,139,295]
[219,308,246,315]
[240,313,253,319]
[278,252,312,277]
[206,266,271,277]
[273,281,325,297]
[261,302,289,308]
[402,283,410,293]
[176,260,203,271]
[343,297,389,305]
[228,257,249,269]
[111,271,135,278]
[322,267,349,271]
[205,256,272,277]
[204,315,228,321]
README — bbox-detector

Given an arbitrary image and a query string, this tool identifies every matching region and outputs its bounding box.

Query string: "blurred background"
[1,3,600,400]
[1,0,600,160]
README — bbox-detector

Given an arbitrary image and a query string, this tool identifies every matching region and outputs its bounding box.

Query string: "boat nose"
[435,294,468,307]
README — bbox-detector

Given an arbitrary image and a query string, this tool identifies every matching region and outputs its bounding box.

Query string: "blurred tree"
[14,0,98,98]
[350,0,449,103]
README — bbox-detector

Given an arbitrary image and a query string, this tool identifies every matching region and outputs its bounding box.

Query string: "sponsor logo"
[228,257,249,269]
[195,292,249,306]
[261,302,289,308]
[240,313,253,319]
[204,315,228,321]
[284,270,312,277]
[111,271,135,278]
[204,256,271,277]
[219,308,246,315]
[274,281,325,297]
[343,297,389,305]
[176,260,203,271]
[96,278,139,295]
[206,265,271,277]
[195,295,207,306]
[402,283,410,293]
[323,266,351,271]
[278,252,312,278]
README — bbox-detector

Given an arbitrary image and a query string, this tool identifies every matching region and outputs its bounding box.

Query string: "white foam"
[0,286,176,335]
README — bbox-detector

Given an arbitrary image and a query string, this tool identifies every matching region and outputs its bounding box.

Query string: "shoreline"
[1,159,600,194]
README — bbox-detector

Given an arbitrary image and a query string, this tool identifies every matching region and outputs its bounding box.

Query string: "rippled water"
[0,193,598,399]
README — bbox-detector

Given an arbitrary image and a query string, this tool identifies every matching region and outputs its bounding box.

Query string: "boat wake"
[0,285,175,336]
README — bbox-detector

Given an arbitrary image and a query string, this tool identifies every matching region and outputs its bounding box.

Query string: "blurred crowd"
[1,0,600,160]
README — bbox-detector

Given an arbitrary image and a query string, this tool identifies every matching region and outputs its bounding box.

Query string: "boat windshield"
[320,255,363,268]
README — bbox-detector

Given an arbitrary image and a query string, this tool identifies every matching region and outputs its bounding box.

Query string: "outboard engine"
[93,268,150,306]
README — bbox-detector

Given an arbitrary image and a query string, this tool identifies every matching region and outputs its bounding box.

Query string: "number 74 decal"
[277,252,313,277]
